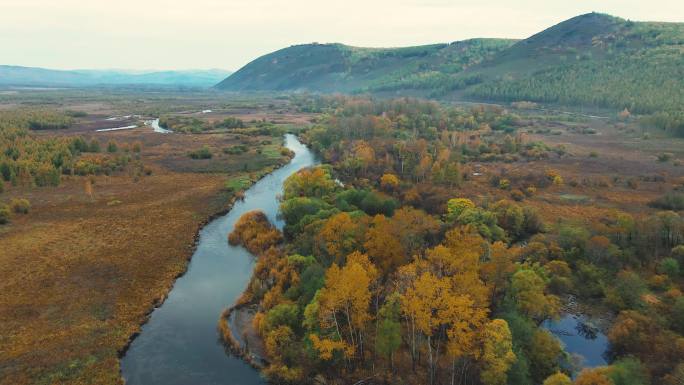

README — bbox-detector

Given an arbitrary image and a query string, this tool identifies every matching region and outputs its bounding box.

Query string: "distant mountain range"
[0,66,231,88]
[216,13,684,114]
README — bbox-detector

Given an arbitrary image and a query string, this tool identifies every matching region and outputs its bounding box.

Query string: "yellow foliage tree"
[480,319,516,385]
[317,256,376,360]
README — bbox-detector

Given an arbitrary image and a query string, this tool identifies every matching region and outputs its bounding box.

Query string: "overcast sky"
[1,0,682,71]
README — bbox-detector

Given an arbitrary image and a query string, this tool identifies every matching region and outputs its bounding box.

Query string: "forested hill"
[216,12,684,121]
[215,39,517,93]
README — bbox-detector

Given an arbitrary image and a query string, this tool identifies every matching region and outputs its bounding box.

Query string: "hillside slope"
[216,13,684,115]
[215,39,516,93]
[466,13,684,113]
[0,66,232,87]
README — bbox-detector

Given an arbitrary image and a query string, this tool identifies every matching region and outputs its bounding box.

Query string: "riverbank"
[119,134,316,385]
[118,144,294,380]
[119,153,293,360]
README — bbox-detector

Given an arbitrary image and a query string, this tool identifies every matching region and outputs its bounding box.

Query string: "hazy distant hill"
[0,66,232,87]
[217,13,684,114]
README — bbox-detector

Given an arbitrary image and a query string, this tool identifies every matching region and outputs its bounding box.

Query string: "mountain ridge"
[0,66,232,87]
[216,13,684,114]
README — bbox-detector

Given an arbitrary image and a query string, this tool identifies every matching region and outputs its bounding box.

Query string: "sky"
[1,0,682,71]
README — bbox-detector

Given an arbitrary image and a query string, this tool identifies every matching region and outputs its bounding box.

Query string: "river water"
[120,134,317,385]
[543,314,609,369]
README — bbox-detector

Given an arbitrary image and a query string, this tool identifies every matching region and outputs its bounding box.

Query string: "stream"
[120,134,317,385]
[543,313,609,369]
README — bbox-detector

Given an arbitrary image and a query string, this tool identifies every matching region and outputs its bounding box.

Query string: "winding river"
[120,134,317,385]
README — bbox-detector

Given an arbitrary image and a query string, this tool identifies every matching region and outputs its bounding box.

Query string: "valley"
[0,8,683,385]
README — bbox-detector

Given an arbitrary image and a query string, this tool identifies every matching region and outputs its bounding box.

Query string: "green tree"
[375,293,402,370]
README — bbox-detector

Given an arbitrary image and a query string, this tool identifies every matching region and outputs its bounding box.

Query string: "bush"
[649,192,684,210]
[223,145,248,155]
[188,146,212,159]
[658,257,680,278]
[511,189,525,201]
[10,198,30,214]
[0,204,9,224]
[657,153,673,162]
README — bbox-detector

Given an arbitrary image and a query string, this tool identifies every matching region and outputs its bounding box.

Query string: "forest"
[0,109,143,192]
[228,97,684,385]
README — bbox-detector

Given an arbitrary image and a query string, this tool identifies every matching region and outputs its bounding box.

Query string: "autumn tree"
[380,173,400,192]
[228,210,283,255]
[543,372,572,385]
[316,253,377,361]
[574,368,614,385]
[480,319,516,385]
[528,330,563,383]
[510,268,560,322]
[365,207,440,275]
[283,166,336,199]
[446,198,475,222]
[315,212,368,265]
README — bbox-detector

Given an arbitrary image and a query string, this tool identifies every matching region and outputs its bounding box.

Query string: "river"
[543,313,609,370]
[120,134,317,385]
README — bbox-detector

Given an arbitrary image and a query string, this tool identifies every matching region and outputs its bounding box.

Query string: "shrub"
[107,141,118,153]
[649,192,684,210]
[672,297,684,334]
[657,153,673,162]
[225,145,248,155]
[88,139,101,153]
[0,204,9,224]
[511,189,525,201]
[10,198,30,214]
[658,257,680,278]
[188,146,212,159]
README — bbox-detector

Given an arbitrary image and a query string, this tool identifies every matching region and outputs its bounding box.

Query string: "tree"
[365,207,440,274]
[609,357,650,385]
[543,372,572,385]
[107,141,118,153]
[283,166,336,199]
[511,268,560,322]
[574,368,614,385]
[658,257,679,278]
[364,214,406,273]
[380,173,400,192]
[400,271,450,384]
[481,241,518,301]
[317,255,376,360]
[446,198,475,222]
[529,330,563,383]
[375,293,402,370]
[480,319,516,385]
[605,270,646,310]
[0,204,9,224]
[316,212,367,265]
[672,297,684,334]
